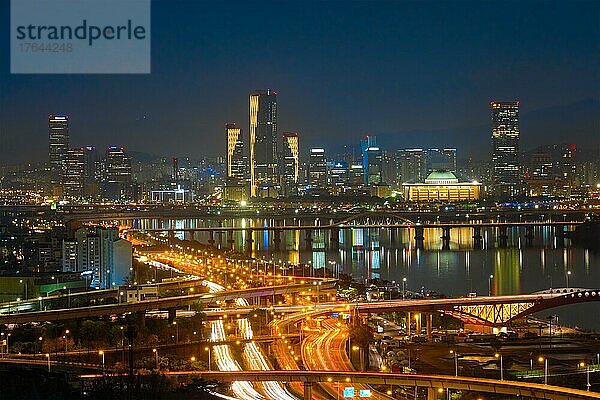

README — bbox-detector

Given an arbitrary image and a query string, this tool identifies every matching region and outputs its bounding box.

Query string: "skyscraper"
[104,146,132,200]
[249,89,278,196]
[64,148,85,198]
[308,148,327,189]
[366,146,383,185]
[491,101,521,197]
[360,135,377,183]
[48,114,70,176]
[282,132,299,193]
[226,123,245,184]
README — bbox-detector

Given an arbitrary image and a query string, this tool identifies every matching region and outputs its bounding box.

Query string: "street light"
[566,270,572,289]
[402,278,407,299]
[488,275,494,296]
[99,350,105,375]
[45,353,50,372]
[152,348,159,371]
[495,353,504,380]
[579,362,591,391]
[204,346,211,371]
[539,356,548,385]
[450,350,458,376]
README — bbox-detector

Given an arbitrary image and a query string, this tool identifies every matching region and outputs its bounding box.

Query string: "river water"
[126,217,600,330]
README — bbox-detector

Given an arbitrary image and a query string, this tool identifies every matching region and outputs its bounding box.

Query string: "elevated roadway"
[0,281,336,325]
[79,370,600,400]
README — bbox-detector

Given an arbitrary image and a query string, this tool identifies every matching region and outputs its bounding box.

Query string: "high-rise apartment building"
[308,148,327,189]
[366,147,383,185]
[104,146,132,200]
[249,89,278,196]
[226,123,245,184]
[491,101,521,197]
[64,226,132,289]
[48,114,70,178]
[282,132,300,193]
[63,148,85,198]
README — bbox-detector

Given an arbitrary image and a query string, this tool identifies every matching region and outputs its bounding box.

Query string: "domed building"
[402,171,481,202]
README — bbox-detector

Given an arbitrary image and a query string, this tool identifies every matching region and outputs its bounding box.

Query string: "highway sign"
[343,387,355,398]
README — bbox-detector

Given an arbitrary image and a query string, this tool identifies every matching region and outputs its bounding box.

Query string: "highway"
[0,281,336,325]
[302,318,391,399]
[79,370,600,400]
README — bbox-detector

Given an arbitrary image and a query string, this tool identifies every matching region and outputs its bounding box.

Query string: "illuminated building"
[249,89,278,196]
[366,147,383,185]
[329,161,349,187]
[491,101,521,197]
[282,132,299,193]
[48,114,69,181]
[396,149,429,185]
[360,135,377,182]
[226,123,245,184]
[65,226,132,289]
[308,148,327,189]
[402,171,481,202]
[349,164,365,187]
[63,148,85,198]
[103,146,132,200]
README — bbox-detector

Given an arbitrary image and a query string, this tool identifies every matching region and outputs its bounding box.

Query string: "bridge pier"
[245,230,254,253]
[217,231,224,248]
[305,229,313,251]
[498,226,508,247]
[555,224,565,247]
[136,311,146,328]
[414,226,425,249]
[167,308,176,324]
[473,226,483,249]
[525,226,534,247]
[441,227,451,250]
[303,382,313,400]
[227,231,235,250]
[208,230,215,247]
[426,313,433,341]
[427,387,439,400]
[415,312,422,335]
[273,230,281,251]
[329,228,340,250]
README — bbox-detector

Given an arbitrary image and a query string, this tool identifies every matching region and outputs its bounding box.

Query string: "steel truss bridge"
[348,288,600,327]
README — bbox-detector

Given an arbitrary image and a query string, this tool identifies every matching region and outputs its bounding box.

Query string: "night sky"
[0,0,598,164]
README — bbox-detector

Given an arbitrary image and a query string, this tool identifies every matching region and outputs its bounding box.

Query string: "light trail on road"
[302,318,392,400]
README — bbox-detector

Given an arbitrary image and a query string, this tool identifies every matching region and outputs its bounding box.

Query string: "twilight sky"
[0,0,598,164]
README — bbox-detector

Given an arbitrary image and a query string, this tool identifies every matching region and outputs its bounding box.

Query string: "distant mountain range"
[378,98,599,161]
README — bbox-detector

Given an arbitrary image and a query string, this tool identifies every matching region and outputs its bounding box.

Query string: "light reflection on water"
[129,218,600,330]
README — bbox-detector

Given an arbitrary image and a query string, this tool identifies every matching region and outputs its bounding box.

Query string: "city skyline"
[0,0,598,163]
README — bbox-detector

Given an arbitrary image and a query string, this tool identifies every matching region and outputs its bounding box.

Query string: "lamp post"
[539,356,548,385]
[488,274,494,296]
[579,362,591,391]
[566,270,572,289]
[45,353,50,372]
[152,348,159,371]
[495,353,504,380]
[204,346,211,371]
[99,350,105,375]
[450,350,458,376]
[402,278,407,299]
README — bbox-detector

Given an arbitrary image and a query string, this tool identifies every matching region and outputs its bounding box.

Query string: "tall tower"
[249,89,278,196]
[282,132,299,193]
[491,101,521,197]
[309,148,327,189]
[226,123,245,184]
[48,114,70,177]
[64,148,85,198]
